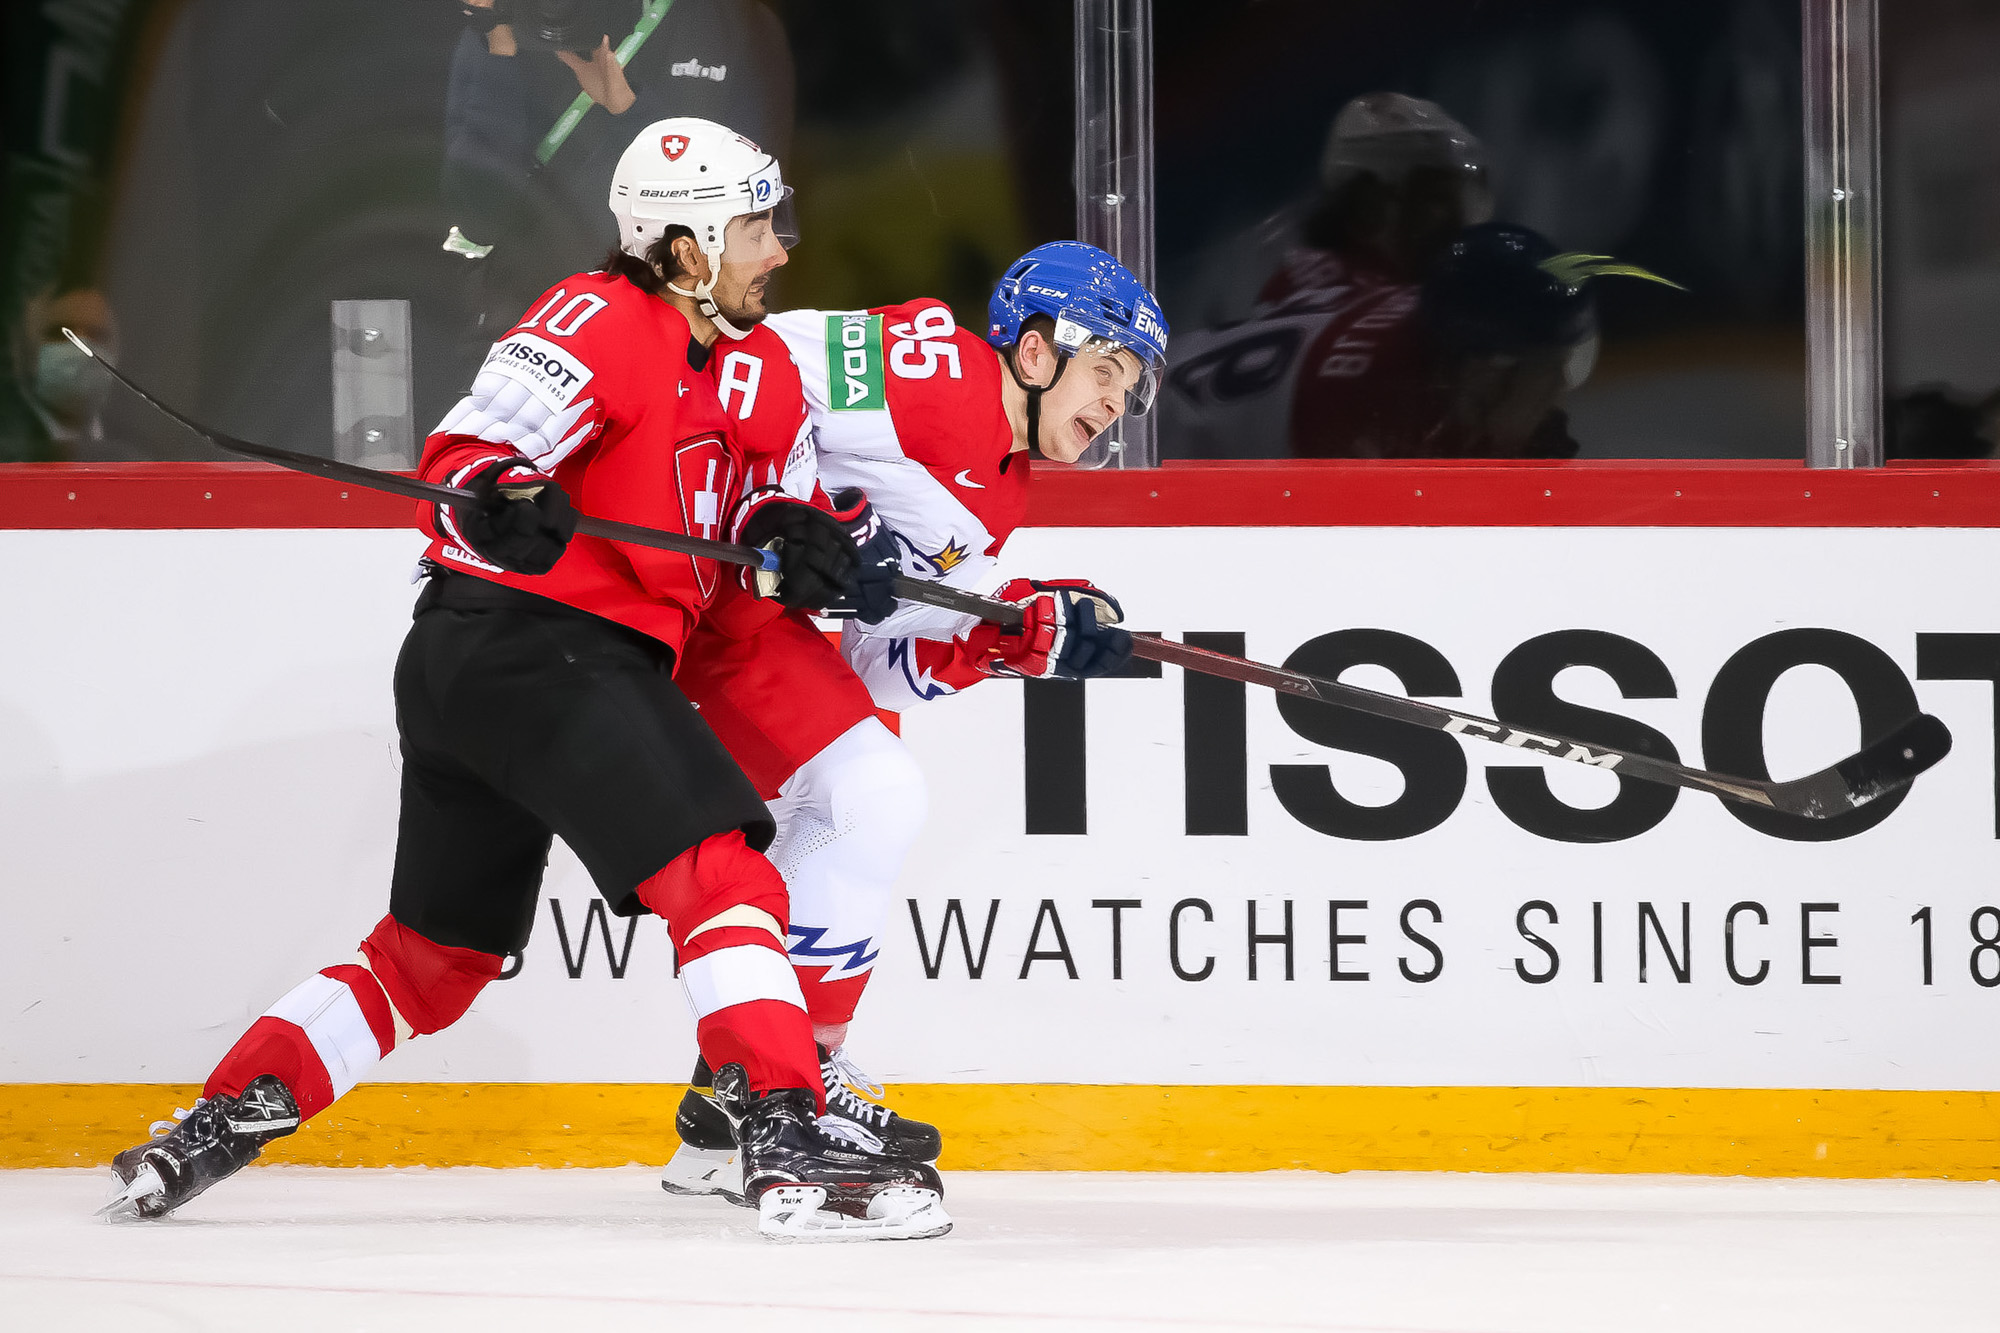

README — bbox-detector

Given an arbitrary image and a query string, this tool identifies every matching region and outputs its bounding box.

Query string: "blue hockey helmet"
[988,241,1169,416]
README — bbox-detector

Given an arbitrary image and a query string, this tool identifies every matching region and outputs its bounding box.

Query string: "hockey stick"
[70,331,1950,817]
[895,554,1953,820]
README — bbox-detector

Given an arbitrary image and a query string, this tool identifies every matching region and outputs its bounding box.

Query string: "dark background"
[4,0,1993,462]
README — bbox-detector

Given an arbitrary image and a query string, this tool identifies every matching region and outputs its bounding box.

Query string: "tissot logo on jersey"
[486,333,593,410]
[826,314,887,412]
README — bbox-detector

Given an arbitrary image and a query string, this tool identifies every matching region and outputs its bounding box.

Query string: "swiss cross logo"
[693,460,720,538]
[661,134,689,161]
[674,438,735,600]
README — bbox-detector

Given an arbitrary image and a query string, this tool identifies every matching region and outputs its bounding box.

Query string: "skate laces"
[815,1114,886,1154]
[826,1048,886,1099]
[148,1100,203,1139]
[822,1048,891,1126]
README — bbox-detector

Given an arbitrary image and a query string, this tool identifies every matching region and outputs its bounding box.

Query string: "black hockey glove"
[445,457,577,576]
[734,492,859,612]
[820,488,901,626]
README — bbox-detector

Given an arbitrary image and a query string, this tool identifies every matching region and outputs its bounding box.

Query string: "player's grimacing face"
[712,211,788,327]
[1035,345,1143,464]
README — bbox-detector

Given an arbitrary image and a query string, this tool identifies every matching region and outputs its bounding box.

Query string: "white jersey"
[765,300,1030,710]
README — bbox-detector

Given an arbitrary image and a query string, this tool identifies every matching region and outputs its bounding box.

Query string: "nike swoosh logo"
[953,469,985,489]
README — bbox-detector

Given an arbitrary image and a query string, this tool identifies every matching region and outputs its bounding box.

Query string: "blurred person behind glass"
[441,0,793,381]
[1162,93,1500,458]
[1,0,143,461]
[1162,93,1675,459]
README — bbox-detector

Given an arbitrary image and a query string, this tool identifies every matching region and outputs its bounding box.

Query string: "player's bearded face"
[711,211,788,328]
[1034,345,1144,464]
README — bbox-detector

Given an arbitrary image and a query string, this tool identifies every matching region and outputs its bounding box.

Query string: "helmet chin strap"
[666,239,753,341]
[1003,347,1069,458]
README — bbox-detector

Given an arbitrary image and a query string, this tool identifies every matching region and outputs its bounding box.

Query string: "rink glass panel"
[3,1,1074,466]
[1150,0,1814,463]
[1880,1,2000,463]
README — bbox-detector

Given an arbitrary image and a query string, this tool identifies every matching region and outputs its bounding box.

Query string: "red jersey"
[690,321,818,642]
[419,272,742,657]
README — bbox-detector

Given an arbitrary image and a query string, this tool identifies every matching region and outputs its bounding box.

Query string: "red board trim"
[5,459,2000,529]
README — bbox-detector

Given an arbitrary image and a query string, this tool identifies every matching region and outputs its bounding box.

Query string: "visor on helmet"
[773,190,800,249]
[1051,316,1163,416]
[720,190,799,262]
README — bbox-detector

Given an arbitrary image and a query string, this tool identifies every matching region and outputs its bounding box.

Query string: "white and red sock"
[204,915,502,1119]
[637,831,823,1104]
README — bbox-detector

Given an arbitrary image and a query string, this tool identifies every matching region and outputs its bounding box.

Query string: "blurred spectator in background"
[1414,224,1605,459]
[1181,93,1494,330]
[1163,93,1679,460]
[1161,94,1536,458]
[442,0,793,375]
[23,290,119,458]
[2,1,142,460]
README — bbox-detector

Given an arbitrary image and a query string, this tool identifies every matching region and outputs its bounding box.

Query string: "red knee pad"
[633,831,789,949]
[357,915,504,1036]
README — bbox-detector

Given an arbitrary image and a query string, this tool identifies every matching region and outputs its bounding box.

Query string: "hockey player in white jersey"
[666,241,1168,1193]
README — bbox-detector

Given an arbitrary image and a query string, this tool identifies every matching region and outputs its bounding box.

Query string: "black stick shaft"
[65,329,777,572]
[919,591,1947,819]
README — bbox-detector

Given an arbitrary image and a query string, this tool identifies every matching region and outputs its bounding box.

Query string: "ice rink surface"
[4,1167,1995,1332]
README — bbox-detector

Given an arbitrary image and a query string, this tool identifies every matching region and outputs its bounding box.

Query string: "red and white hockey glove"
[440,456,577,575]
[728,486,859,612]
[984,578,1133,680]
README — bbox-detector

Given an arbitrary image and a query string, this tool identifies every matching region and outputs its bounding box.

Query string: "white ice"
[2,1167,1994,1332]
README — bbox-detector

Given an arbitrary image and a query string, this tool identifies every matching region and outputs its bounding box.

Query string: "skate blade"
[659,1143,747,1207]
[97,1162,165,1221]
[756,1184,952,1243]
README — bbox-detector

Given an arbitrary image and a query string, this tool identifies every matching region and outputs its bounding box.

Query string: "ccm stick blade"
[68,328,1955,816]
[1783,711,1954,819]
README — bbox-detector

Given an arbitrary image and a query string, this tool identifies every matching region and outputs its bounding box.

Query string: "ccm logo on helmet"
[661,134,689,160]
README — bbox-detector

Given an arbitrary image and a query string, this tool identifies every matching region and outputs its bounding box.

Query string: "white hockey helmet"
[608,117,795,337]
[1320,92,1491,217]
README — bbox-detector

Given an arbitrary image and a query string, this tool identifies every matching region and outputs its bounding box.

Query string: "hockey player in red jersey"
[102,119,949,1242]
[662,240,1169,1194]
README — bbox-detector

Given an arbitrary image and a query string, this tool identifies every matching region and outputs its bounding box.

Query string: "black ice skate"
[100,1075,300,1220]
[712,1062,951,1242]
[819,1045,943,1162]
[659,1060,747,1206]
